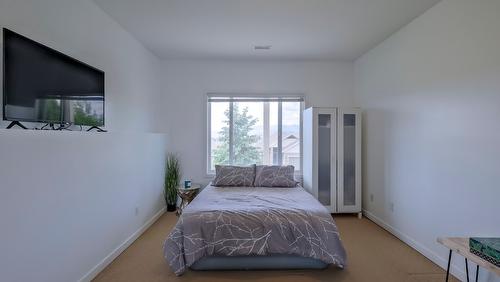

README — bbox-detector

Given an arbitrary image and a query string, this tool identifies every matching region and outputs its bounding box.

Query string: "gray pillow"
[254,165,297,187]
[213,165,256,187]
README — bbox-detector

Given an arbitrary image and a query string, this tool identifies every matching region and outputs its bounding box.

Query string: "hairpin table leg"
[465,258,469,282]
[446,250,452,282]
[475,265,479,282]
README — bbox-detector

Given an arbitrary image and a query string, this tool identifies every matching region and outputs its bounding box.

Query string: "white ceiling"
[93,0,440,61]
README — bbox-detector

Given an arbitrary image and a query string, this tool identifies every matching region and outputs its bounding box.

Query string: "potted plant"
[164,154,180,212]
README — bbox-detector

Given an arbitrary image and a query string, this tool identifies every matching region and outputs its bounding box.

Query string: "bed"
[163,184,347,275]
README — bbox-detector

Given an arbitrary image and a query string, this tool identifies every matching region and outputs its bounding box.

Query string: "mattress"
[164,185,347,275]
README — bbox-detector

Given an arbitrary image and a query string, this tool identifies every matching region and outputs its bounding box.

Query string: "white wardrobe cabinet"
[303,107,362,215]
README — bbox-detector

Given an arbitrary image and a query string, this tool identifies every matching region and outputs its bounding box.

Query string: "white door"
[314,108,337,213]
[337,108,362,213]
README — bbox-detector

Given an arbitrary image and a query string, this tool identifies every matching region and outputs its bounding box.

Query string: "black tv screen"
[2,28,104,126]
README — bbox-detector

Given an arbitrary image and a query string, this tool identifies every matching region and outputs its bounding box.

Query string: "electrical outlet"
[135,206,139,216]
[370,194,374,202]
[389,202,394,212]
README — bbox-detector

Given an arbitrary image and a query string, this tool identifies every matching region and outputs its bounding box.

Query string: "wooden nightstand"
[176,184,201,215]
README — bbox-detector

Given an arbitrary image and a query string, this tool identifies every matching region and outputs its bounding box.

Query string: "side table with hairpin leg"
[176,184,201,215]
[438,237,500,282]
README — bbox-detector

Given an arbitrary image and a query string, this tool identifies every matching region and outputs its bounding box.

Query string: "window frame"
[206,93,305,176]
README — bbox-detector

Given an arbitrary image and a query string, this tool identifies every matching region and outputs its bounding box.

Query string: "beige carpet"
[93,213,458,282]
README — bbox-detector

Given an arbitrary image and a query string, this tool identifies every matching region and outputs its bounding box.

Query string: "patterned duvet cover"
[164,185,347,275]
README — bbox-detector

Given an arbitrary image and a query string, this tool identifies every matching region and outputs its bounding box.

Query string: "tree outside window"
[213,103,261,166]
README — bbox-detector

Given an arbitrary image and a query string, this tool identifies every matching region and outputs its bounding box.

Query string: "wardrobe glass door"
[343,114,356,206]
[338,109,361,213]
[317,114,331,206]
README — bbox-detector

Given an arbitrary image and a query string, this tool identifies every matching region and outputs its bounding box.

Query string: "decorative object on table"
[438,237,500,282]
[164,154,181,212]
[470,238,500,267]
[176,184,201,215]
[184,180,192,188]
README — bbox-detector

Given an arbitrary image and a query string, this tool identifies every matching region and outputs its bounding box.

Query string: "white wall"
[0,1,167,281]
[0,130,166,282]
[0,0,162,132]
[354,1,500,281]
[160,59,354,184]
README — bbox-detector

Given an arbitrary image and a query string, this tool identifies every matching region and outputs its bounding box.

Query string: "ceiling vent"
[254,45,272,50]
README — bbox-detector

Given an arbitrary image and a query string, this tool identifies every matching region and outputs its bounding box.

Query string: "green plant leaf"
[164,153,181,205]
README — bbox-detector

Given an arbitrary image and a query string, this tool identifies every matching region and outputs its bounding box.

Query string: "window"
[207,94,304,174]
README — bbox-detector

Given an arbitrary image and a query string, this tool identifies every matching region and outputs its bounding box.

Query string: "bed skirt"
[190,254,329,271]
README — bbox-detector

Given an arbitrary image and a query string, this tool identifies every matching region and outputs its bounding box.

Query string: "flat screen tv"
[2,28,104,127]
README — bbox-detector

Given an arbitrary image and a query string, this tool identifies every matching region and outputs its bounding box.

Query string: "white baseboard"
[78,207,166,282]
[362,209,466,282]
